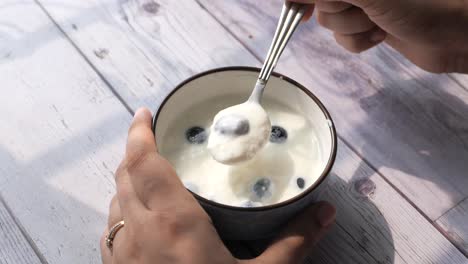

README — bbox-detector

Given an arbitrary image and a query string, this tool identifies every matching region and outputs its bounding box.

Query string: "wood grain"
[0,197,42,264]
[0,1,131,263]
[34,0,259,110]
[245,141,467,263]
[450,74,468,93]
[436,198,468,256]
[0,0,257,262]
[33,0,467,262]
[196,0,468,221]
[310,141,467,263]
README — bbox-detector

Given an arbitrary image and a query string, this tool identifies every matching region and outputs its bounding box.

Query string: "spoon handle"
[258,2,307,83]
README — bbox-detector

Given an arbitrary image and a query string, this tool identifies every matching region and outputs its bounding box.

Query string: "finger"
[105,196,127,258]
[124,108,199,211]
[122,107,162,210]
[302,5,315,21]
[331,0,386,12]
[130,153,197,211]
[317,7,375,34]
[108,195,122,229]
[287,1,315,22]
[101,196,121,263]
[315,1,352,13]
[334,27,386,53]
[114,108,154,217]
[115,157,146,217]
[126,107,157,159]
[288,0,316,3]
[100,228,112,264]
[255,202,336,264]
[101,225,128,262]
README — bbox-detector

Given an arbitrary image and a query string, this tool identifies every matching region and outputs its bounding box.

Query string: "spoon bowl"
[208,2,307,164]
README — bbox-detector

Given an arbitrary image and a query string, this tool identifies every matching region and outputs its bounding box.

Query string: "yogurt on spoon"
[207,99,271,164]
[208,2,307,164]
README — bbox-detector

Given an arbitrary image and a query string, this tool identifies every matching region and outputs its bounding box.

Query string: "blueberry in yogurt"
[270,125,288,143]
[243,201,254,208]
[242,200,262,208]
[185,126,207,144]
[296,177,305,189]
[160,96,323,207]
[214,115,250,136]
[252,178,273,200]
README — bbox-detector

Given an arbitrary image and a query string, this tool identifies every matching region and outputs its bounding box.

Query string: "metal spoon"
[209,2,308,164]
[249,2,308,103]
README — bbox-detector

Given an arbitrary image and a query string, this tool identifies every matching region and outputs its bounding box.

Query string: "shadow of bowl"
[225,174,396,264]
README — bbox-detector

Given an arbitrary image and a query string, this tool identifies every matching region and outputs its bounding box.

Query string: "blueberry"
[296,177,305,189]
[243,201,254,208]
[242,201,261,208]
[270,125,288,143]
[214,115,249,136]
[252,178,272,200]
[185,126,207,144]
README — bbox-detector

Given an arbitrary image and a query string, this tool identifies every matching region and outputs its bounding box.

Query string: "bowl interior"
[154,68,335,207]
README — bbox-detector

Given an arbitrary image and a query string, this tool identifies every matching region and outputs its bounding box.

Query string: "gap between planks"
[29,0,468,262]
[195,0,467,257]
[196,0,468,256]
[32,0,135,116]
[0,194,46,264]
[28,0,255,259]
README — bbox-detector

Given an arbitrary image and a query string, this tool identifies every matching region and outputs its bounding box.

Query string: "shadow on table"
[224,174,396,263]
[256,0,468,214]
[349,74,468,211]
[2,0,466,263]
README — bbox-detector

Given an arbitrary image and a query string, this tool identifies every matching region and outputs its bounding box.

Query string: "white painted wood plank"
[31,0,260,259]
[0,1,131,263]
[197,0,468,221]
[243,140,467,263]
[34,0,259,111]
[450,74,468,93]
[0,198,42,264]
[0,0,256,262]
[34,0,467,262]
[243,223,389,264]
[437,198,468,256]
[307,223,401,264]
[314,141,466,263]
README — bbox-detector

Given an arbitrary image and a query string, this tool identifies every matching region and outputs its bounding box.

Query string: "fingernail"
[370,30,386,43]
[133,108,149,120]
[316,202,336,227]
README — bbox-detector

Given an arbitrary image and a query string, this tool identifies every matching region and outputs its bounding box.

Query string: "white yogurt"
[207,102,271,164]
[159,97,323,207]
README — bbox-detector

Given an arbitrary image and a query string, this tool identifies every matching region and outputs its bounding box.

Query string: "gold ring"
[106,220,124,251]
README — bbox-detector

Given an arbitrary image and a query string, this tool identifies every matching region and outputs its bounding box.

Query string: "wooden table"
[1,0,467,263]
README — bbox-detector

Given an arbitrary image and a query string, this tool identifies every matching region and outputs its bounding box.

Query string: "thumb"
[126,107,158,157]
[253,202,336,264]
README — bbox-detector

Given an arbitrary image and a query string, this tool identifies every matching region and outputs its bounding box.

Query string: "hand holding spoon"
[208,2,308,164]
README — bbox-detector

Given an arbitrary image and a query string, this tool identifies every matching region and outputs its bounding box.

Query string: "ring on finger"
[105,220,125,252]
